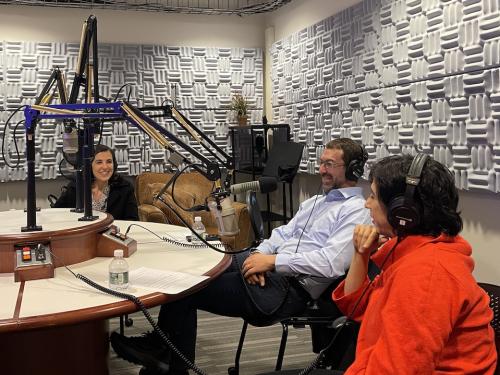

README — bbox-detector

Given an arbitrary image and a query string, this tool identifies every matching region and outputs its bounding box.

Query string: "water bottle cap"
[194,216,202,222]
[114,249,124,257]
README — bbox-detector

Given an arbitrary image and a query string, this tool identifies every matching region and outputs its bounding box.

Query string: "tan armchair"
[135,172,251,250]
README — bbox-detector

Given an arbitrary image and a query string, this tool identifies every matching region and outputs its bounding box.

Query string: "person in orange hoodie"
[332,153,497,374]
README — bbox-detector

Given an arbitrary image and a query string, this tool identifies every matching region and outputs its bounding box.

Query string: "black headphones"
[387,153,429,234]
[345,144,368,181]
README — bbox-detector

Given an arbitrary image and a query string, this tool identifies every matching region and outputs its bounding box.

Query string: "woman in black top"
[54,144,139,221]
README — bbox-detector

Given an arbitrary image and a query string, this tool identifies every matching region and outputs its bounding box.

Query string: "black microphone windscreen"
[258,176,278,193]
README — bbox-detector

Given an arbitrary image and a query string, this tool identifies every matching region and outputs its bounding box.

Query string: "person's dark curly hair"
[369,154,463,237]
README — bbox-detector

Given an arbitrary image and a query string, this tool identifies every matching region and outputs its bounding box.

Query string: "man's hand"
[242,253,276,284]
[245,272,266,287]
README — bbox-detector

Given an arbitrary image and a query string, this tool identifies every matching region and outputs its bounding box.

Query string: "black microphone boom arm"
[120,101,222,181]
[136,102,235,189]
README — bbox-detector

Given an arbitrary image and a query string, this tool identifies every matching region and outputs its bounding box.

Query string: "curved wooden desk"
[0,209,231,375]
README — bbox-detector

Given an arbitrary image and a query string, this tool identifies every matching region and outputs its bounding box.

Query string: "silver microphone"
[62,126,78,154]
[208,197,239,237]
[229,176,277,195]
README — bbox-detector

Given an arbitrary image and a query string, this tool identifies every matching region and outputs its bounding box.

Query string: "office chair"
[229,287,354,375]
[48,194,59,208]
[228,192,349,375]
[260,141,304,235]
[478,282,500,375]
[246,191,265,247]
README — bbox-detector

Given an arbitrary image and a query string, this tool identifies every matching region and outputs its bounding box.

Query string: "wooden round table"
[0,209,231,375]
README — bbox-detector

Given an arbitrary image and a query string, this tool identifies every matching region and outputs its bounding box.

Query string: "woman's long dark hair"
[369,154,463,237]
[92,144,119,185]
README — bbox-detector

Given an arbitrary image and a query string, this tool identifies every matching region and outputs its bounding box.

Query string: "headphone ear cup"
[345,160,364,181]
[388,195,420,232]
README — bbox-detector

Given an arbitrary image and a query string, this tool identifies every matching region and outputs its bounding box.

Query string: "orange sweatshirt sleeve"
[332,276,371,322]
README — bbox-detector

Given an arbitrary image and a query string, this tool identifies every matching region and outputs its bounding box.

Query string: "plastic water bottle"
[109,249,129,290]
[192,216,206,244]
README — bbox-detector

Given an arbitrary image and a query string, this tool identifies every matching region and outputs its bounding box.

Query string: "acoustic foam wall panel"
[271,0,500,192]
[0,41,263,181]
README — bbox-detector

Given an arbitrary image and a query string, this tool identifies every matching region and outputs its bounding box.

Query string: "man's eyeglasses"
[318,160,345,169]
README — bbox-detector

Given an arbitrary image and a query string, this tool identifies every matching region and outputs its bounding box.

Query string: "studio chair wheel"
[228,366,238,375]
[125,315,134,327]
[119,314,134,335]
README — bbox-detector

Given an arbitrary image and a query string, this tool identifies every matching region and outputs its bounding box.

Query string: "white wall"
[265,0,362,42]
[262,0,362,120]
[458,191,500,285]
[0,5,265,47]
[0,179,66,211]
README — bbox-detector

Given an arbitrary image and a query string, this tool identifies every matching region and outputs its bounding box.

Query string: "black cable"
[95,120,104,147]
[10,120,25,167]
[162,99,174,107]
[123,223,224,249]
[58,158,75,180]
[293,180,323,254]
[46,248,208,375]
[155,194,249,254]
[1,106,26,168]
[113,83,132,102]
[298,236,403,375]
[169,164,208,212]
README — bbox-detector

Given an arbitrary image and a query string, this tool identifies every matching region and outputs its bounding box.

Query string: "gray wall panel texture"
[0,42,263,181]
[270,0,500,193]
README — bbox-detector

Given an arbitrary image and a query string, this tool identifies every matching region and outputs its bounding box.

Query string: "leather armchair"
[135,172,251,250]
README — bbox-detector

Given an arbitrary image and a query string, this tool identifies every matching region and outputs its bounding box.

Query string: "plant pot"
[237,115,248,126]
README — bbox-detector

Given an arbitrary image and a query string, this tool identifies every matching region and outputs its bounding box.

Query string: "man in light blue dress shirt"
[111,138,371,375]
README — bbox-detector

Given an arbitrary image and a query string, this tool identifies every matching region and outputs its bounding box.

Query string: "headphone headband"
[388,153,429,234]
[345,143,368,181]
[406,153,428,185]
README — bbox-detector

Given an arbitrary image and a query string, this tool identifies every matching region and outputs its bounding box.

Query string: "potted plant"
[230,94,249,126]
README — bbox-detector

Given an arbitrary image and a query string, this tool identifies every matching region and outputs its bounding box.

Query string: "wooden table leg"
[0,319,109,375]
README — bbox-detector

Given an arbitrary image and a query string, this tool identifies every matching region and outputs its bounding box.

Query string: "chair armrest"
[233,202,251,249]
[138,204,168,224]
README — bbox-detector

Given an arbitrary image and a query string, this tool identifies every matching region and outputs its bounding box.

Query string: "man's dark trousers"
[157,251,311,372]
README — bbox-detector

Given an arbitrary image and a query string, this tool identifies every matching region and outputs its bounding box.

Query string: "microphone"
[229,176,277,195]
[208,197,239,237]
[62,125,78,154]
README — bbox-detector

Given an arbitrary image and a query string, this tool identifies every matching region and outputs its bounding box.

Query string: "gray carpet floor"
[108,307,317,375]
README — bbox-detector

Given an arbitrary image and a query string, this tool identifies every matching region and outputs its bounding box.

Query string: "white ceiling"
[0,0,293,14]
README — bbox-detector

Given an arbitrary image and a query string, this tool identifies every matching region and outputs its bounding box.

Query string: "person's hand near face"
[344,182,393,294]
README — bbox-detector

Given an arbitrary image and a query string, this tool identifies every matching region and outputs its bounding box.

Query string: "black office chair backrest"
[478,282,500,375]
[48,194,59,208]
[262,141,304,183]
[246,191,265,245]
[478,282,500,334]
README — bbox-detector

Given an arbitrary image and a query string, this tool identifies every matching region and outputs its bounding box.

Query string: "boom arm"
[25,101,226,188]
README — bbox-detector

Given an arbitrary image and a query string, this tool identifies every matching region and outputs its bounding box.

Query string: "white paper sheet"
[129,267,209,294]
